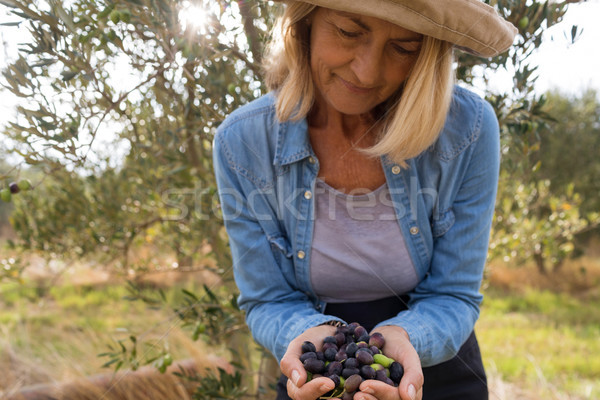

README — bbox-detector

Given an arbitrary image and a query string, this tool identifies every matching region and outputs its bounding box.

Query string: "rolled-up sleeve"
[374,100,500,367]
[212,128,344,361]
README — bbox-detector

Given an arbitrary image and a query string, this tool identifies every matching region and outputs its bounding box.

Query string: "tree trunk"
[534,251,546,275]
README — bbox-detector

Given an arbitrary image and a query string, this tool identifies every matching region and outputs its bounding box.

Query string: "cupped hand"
[354,325,423,400]
[279,324,339,400]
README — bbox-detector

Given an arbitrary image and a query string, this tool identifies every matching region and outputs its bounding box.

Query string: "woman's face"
[309,8,422,116]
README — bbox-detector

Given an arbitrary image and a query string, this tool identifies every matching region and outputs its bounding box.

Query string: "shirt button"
[304,190,312,200]
[391,165,401,175]
[297,250,306,259]
[308,156,316,164]
[410,227,420,235]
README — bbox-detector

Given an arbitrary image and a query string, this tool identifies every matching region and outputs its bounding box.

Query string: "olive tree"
[455,0,597,273]
[1,0,276,396]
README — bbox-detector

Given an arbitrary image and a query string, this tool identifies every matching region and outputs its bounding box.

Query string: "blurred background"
[1,0,599,399]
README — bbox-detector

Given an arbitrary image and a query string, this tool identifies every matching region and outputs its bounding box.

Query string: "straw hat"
[282,0,517,57]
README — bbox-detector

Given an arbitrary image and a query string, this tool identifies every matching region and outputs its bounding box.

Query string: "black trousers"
[276,296,488,400]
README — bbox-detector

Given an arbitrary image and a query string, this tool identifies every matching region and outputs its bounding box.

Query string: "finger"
[381,339,422,398]
[371,327,423,400]
[358,380,401,400]
[281,324,339,388]
[287,376,335,400]
[415,386,423,400]
[280,355,306,387]
[352,393,378,400]
[397,352,423,400]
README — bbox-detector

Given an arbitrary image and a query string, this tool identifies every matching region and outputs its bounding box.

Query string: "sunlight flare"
[179,1,209,32]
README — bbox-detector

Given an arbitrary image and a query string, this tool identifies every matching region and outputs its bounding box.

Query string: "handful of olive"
[300,322,404,399]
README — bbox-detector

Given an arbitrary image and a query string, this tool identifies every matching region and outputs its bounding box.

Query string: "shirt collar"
[273,117,314,167]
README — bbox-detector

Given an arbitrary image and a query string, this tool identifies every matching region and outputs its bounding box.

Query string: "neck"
[308,94,379,145]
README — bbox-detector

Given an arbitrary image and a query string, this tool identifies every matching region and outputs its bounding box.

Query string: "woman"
[213,1,517,399]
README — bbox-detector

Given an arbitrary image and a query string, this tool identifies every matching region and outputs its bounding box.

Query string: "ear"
[304,8,318,27]
[304,16,313,29]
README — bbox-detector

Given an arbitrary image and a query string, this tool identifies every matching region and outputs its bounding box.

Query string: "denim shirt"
[213,85,500,367]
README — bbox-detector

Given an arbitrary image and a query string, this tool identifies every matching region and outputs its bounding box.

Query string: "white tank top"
[310,178,418,303]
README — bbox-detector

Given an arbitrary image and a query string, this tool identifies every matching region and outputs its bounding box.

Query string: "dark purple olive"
[344,374,363,393]
[354,325,367,339]
[344,357,359,369]
[335,332,346,347]
[341,367,360,379]
[369,332,386,349]
[323,336,337,345]
[328,374,340,388]
[360,365,376,380]
[301,341,316,353]
[327,361,343,376]
[389,361,404,384]
[9,182,20,194]
[383,376,395,386]
[357,333,370,343]
[336,325,349,335]
[375,369,388,382]
[300,351,317,363]
[345,342,358,357]
[356,349,374,365]
[324,347,337,361]
[342,391,355,400]
[347,322,360,335]
[322,342,338,352]
[303,358,325,374]
[335,349,347,362]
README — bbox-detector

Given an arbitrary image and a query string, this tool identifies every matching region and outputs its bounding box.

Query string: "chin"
[329,98,377,116]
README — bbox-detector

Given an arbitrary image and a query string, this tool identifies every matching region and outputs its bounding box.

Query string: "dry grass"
[4,358,203,400]
[0,248,231,399]
[485,254,600,300]
[0,325,232,398]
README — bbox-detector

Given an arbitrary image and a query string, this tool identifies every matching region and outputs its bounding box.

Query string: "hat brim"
[281,0,517,57]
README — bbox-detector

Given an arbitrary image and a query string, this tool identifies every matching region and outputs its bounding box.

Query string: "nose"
[350,43,384,87]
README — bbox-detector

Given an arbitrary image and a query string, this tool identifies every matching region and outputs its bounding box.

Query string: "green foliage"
[535,89,600,216]
[99,334,141,372]
[124,281,246,346]
[456,1,595,271]
[490,175,600,273]
[0,0,277,273]
[486,90,600,273]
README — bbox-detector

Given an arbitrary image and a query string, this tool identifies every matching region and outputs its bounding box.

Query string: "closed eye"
[338,28,361,38]
[391,42,421,55]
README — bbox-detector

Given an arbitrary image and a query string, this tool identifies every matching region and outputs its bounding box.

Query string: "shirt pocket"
[431,208,455,238]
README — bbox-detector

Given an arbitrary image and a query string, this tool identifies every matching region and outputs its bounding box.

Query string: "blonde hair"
[263,2,317,120]
[264,1,456,168]
[364,36,455,167]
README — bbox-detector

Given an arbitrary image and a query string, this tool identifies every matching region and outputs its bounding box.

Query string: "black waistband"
[323,295,410,332]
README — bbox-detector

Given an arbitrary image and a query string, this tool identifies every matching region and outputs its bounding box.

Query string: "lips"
[337,76,375,94]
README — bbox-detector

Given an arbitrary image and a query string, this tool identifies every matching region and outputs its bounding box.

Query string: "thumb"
[397,347,423,400]
[280,352,306,387]
[371,325,423,400]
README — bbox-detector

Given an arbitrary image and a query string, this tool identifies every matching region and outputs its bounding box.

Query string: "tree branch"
[237,0,264,81]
